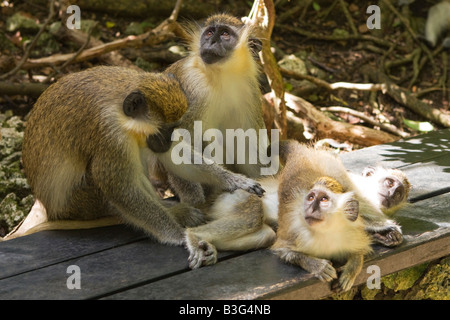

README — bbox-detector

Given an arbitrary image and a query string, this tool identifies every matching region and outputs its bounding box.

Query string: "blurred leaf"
[105,21,115,28]
[403,119,434,132]
[312,2,321,11]
[284,82,293,92]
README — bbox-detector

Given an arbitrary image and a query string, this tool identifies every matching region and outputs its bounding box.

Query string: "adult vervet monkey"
[161,13,276,206]
[11,66,265,263]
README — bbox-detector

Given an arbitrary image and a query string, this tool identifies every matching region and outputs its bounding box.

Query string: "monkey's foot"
[226,174,265,197]
[370,224,403,247]
[184,232,217,269]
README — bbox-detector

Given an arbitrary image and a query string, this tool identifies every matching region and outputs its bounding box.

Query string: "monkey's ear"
[362,166,376,177]
[248,38,262,56]
[123,90,148,118]
[343,197,359,222]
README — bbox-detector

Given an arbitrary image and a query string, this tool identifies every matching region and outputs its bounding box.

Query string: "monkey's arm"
[358,201,403,247]
[271,246,337,282]
[154,140,265,196]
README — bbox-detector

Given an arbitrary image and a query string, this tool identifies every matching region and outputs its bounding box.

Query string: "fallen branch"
[15,0,185,71]
[0,81,49,97]
[267,92,398,146]
[363,65,450,128]
[321,106,409,138]
[276,24,395,48]
[280,67,386,92]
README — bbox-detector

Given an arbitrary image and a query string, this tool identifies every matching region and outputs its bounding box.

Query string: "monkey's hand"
[224,173,265,197]
[184,230,217,269]
[369,223,403,247]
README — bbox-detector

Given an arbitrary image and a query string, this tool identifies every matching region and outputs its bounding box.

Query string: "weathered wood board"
[0,129,448,300]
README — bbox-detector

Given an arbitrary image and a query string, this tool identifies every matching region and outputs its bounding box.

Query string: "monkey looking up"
[182,140,373,291]
[19,66,264,261]
[162,13,272,206]
[272,176,372,291]
[182,141,407,275]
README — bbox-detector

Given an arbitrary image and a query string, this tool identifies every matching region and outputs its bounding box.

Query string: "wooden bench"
[0,129,449,300]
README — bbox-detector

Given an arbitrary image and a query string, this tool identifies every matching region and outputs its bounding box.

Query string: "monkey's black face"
[200,25,239,64]
[146,121,180,153]
[378,177,406,209]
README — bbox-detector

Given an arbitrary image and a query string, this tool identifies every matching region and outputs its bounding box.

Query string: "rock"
[412,258,450,300]
[124,22,144,35]
[382,263,428,291]
[0,113,33,234]
[6,12,40,33]
[278,54,307,75]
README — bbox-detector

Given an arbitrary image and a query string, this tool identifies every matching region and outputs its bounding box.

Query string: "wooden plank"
[0,238,188,299]
[269,229,450,300]
[340,129,450,173]
[0,225,145,279]
[103,230,449,300]
[0,129,448,300]
[102,194,450,300]
[0,236,240,300]
[395,193,450,234]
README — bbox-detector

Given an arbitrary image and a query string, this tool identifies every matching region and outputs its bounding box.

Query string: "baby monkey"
[272,176,372,291]
[271,142,373,291]
[350,166,411,216]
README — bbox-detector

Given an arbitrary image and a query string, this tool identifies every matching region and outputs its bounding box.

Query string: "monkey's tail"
[2,216,121,241]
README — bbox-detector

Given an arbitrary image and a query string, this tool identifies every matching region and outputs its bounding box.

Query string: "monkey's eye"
[320,196,329,202]
[221,31,230,40]
[307,194,315,201]
[205,30,214,38]
[363,166,375,177]
[385,178,394,188]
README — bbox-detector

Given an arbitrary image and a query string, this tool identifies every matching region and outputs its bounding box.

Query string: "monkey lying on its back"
[271,142,373,291]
